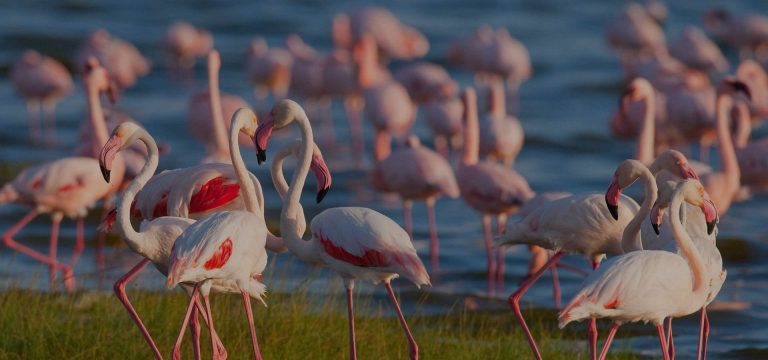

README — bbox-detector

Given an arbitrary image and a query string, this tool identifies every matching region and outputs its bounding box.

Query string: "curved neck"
[86,84,110,149]
[715,93,740,184]
[462,92,479,165]
[621,167,658,252]
[208,59,229,154]
[281,115,319,263]
[229,117,261,215]
[116,130,160,255]
[635,93,656,166]
[270,146,294,199]
[669,191,708,296]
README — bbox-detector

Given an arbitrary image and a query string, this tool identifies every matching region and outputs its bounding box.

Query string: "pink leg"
[26,100,41,142]
[482,215,496,294]
[241,292,263,360]
[68,217,85,268]
[194,297,227,359]
[657,324,671,360]
[697,308,709,360]
[173,284,200,360]
[344,96,364,165]
[202,294,220,360]
[550,264,561,309]
[598,323,620,360]
[508,251,564,360]
[190,307,201,360]
[384,281,419,360]
[496,214,507,291]
[588,317,598,360]
[425,198,439,272]
[666,317,675,359]
[114,259,163,360]
[3,211,72,288]
[345,281,357,360]
[403,200,413,240]
[42,99,57,144]
[48,216,61,287]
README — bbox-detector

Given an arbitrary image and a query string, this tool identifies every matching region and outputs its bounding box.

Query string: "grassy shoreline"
[0,288,637,359]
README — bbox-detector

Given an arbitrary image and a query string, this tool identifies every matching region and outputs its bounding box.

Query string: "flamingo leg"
[202,294,220,360]
[194,297,227,359]
[425,197,440,272]
[496,214,507,291]
[403,200,413,240]
[114,259,164,360]
[190,305,202,360]
[666,317,675,360]
[2,210,73,289]
[550,265,561,309]
[697,308,709,360]
[345,280,357,360]
[481,215,496,294]
[68,217,85,268]
[343,96,364,165]
[384,281,419,360]
[657,324,671,360]
[508,251,564,360]
[26,100,41,142]
[588,316,598,360]
[598,323,620,360]
[241,291,263,360]
[42,98,57,144]
[48,215,61,288]
[173,284,200,360]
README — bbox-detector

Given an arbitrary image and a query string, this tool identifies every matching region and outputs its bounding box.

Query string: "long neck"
[715,93,740,185]
[621,167,658,252]
[117,130,159,255]
[489,80,506,118]
[271,146,294,199]
[209,60,229,154]
[281,116,319,263]
[669,192,708,296]
[462,92,479,165]
[86,84,110,148]
[373,130,391,161]
[635,93,655,166]
[731,101,751,149]
[229,118,262,215]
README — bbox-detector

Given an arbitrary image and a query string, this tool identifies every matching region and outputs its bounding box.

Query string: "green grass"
[0,284,638,360]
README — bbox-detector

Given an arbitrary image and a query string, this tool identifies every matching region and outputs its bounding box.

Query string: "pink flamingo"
[422,95,464,156]
[703,8,768,58]
[164,22,213,73]
[187,50,252,164]
[73,58,120,160]
[447,26,531,114]
[669,26,730,74]
[246,37,292,102]
[11,50,73,142]
[735,59,768,120]
[333,7,428,61]
[394,62,457,104]
[371,132,459,271]
[559,179,714,360]
[478,80,524,166]
[255,99,428,360]
[75,29,151,89]
[456,88,533,292]
[605,3,666,58]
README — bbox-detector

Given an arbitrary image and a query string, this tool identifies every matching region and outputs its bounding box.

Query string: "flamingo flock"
[2,3,768,360]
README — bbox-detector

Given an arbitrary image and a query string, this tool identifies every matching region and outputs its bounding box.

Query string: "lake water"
[1,1,767,358]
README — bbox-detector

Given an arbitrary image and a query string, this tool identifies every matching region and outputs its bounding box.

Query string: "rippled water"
[1,1,767,358]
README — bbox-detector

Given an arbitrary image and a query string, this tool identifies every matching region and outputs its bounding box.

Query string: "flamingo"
[735,59,768,121]
[10,50,73,142]
[668,26,729,75]
[703,8,768,58]
[164,21,213,74]
[246,37,292,102]
[394,62,457,104]
[371,132,459,271]
[499,154,702,360]
[605,3,666,58]
[187,50,252,164]
[478,80,524,166]
[559,179,714,360]
[332,7,428,61]
[254,99,429,360]
[456,87,533,292]
[423,95,464,157]
[75,29,151,89]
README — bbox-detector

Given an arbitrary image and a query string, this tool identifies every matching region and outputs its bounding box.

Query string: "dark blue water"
[1,1,767,358]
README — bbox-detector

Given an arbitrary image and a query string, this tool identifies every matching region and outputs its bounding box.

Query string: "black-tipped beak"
[652,223,661,235]
[706,220,716,235]
[607,202,619,220]
[100,165,111,183]
[256,146,266,165]
[316,187,329,203]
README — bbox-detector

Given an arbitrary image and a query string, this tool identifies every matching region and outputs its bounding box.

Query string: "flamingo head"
[719,77,752,101]
[649,150,699,180]
[310,144,332,203]
[605,159,646,220]
[653,179,719,235]
[620,77,654,117]
[84,57,119,104]
[255,99,307,164]
[99,122,142,183]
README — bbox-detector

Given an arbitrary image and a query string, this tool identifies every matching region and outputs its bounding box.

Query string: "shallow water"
[1,0,767,358]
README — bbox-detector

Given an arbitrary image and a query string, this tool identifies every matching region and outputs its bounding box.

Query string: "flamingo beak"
[317,187,329,204]
[311,146,332,203]
[605,175,621,220]
[254,117,275,165]
[99,135,122,183]
[650,204,664,235]
[701,196,718,235]
[651,222,661,235]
